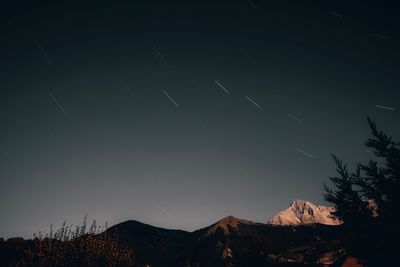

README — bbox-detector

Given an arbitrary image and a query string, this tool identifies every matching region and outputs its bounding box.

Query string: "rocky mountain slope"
[268,200,342,226]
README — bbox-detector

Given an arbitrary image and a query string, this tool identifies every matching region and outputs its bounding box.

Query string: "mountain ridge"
[268,200,342,226]
[104,212,345,266]
[1,200,350,267]
[101,201,346,266]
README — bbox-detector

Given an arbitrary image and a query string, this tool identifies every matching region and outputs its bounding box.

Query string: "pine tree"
[323,117,399,265]
[323,156,369,227]
[356,118,400,224]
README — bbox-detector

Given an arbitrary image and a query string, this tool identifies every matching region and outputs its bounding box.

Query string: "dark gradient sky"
[1,0,399,238]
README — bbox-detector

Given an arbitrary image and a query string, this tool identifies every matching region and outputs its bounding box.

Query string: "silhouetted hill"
[104,216,347,267]
[105,220,191,267]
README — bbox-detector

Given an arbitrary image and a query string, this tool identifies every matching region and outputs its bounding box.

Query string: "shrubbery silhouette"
[0,216,135,267]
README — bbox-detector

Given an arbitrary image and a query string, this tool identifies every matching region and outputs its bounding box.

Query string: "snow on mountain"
[268,200,342,226]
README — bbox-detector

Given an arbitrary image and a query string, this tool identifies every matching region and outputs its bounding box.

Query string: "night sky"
[1,0,399,238]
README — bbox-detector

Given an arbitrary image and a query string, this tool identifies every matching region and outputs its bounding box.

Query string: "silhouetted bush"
[0,216,135,267]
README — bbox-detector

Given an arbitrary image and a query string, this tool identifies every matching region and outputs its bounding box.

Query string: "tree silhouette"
[323,156,371,228]
[357,118,400,224]
[324,117,399,265]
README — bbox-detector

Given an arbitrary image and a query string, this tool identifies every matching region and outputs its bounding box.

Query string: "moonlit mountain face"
[268,200,342,226]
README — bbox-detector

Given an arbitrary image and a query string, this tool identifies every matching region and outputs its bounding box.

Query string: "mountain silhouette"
[1,201,355,266]
[105,207,347,267]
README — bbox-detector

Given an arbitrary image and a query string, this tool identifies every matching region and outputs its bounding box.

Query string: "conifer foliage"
[324,117,399,265]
